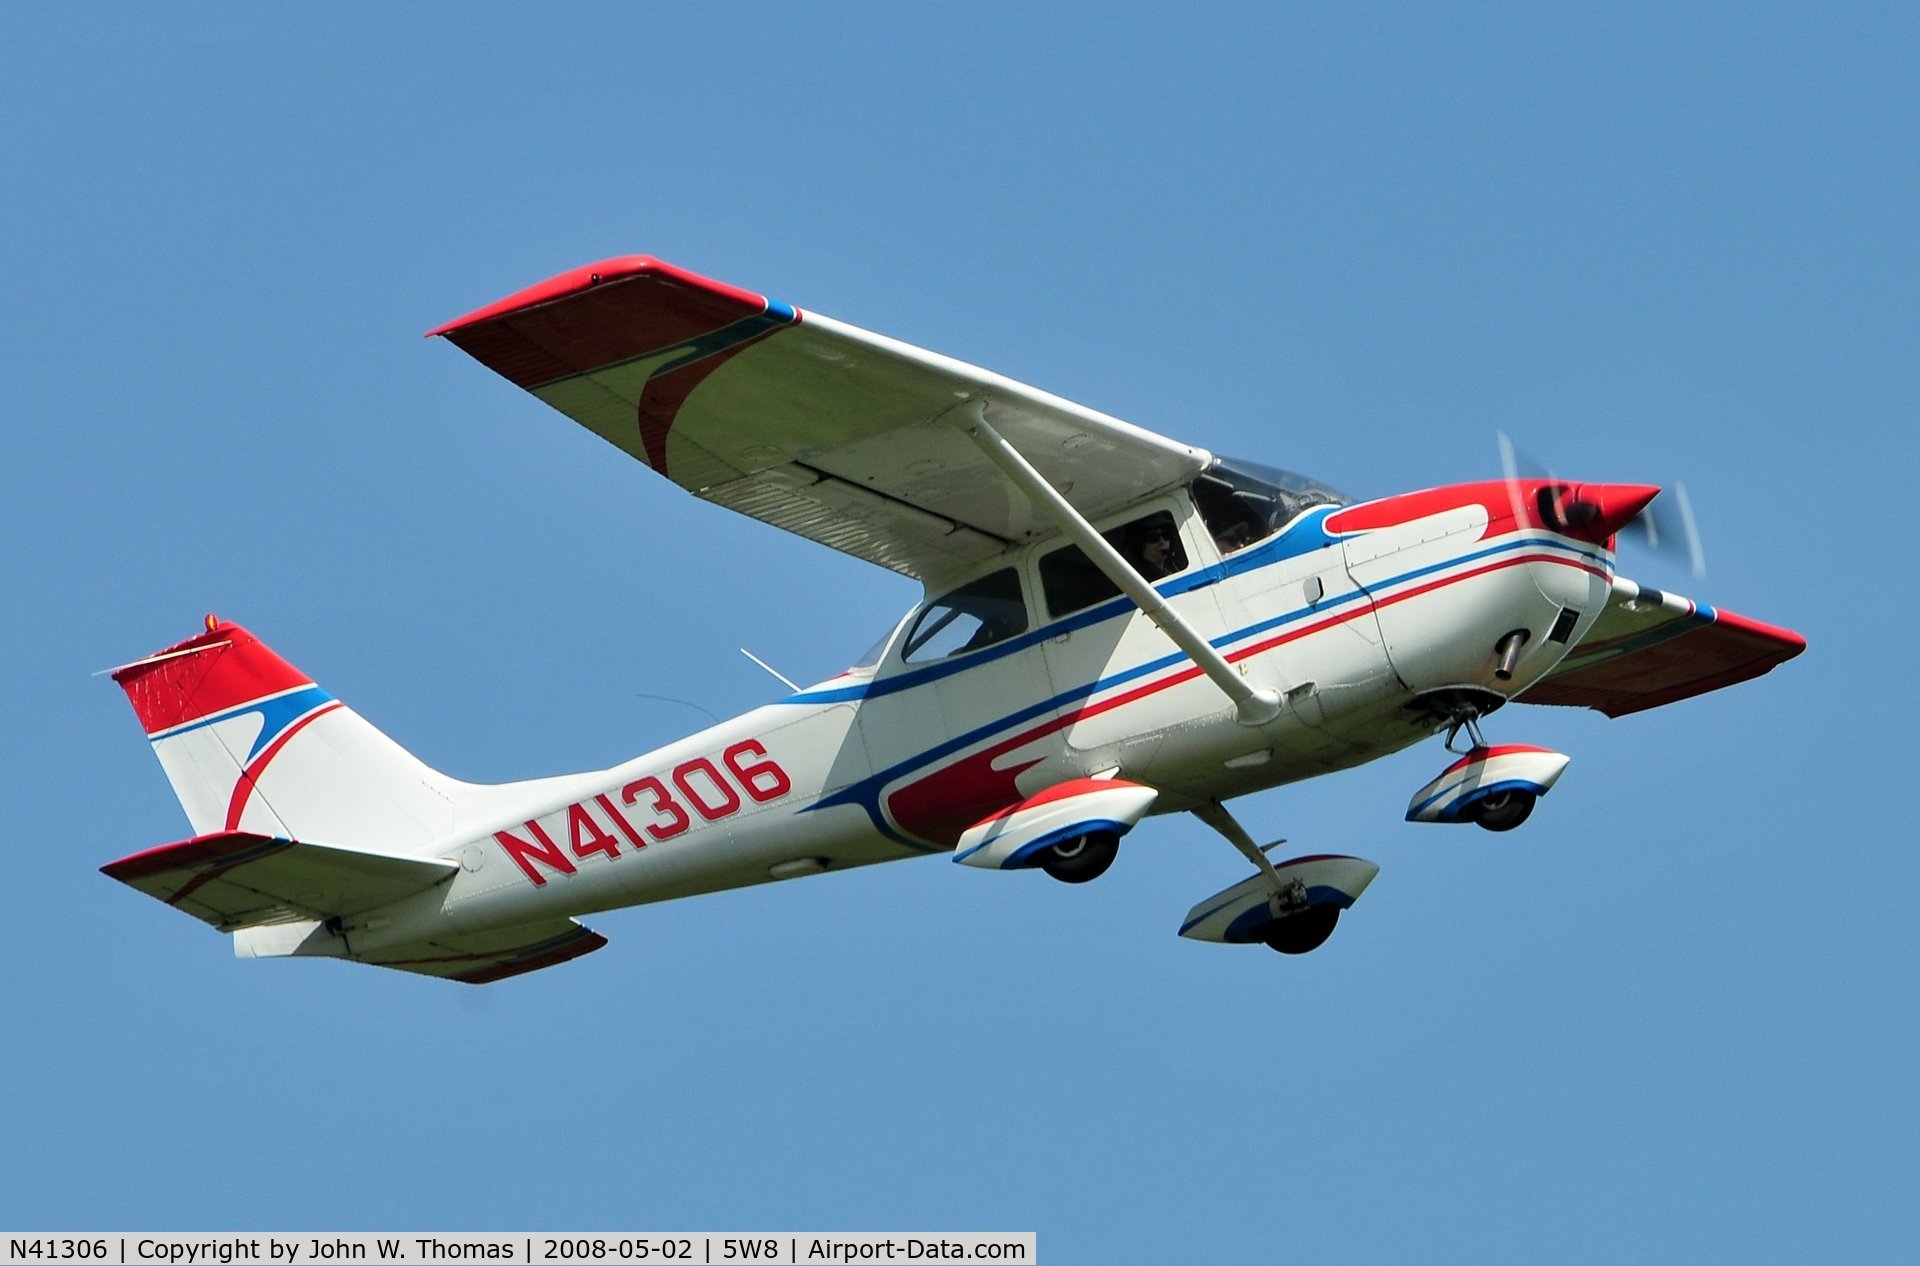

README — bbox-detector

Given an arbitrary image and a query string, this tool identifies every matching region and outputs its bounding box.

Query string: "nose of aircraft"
[1546,482,1661,546]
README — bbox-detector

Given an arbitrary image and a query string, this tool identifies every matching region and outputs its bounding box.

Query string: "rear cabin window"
[900,569,1029,663]
[1039,510,1188,619]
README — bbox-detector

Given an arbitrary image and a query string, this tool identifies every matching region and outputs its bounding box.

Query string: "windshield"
[1191,457,1351,555]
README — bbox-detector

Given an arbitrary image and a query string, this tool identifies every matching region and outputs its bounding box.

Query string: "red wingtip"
[425,255,775,339]
[425,256,660,338]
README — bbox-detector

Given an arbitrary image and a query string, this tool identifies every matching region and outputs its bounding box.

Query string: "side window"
[900,569,1029,663]
[1039,510,1188,619]
[847,612,911,674]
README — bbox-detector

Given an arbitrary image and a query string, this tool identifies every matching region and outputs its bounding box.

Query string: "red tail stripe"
[114,621,311,736]
[222,701,345,831]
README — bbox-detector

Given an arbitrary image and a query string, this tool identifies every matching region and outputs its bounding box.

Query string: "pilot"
[1212,519,1254,555]
[1131,521,1182,580]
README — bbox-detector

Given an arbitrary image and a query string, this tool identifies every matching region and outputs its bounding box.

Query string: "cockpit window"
[1192,457,1351,555]
[900,568,1029,664]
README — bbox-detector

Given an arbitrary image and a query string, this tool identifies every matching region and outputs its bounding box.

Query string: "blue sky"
[4,4,1914,1261]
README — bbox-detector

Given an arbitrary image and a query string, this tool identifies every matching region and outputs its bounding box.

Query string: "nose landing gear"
[1404,701,1570,829]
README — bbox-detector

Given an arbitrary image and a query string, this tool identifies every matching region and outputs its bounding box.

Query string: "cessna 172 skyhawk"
[104,257,1806,981]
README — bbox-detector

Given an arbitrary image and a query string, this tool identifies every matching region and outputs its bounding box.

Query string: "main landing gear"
[1404,693,1570,830]
[1038,830,1119,884]
[1178,802,1379,955]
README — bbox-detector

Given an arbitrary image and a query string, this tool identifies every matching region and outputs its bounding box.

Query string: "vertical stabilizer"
[112,619,460,851]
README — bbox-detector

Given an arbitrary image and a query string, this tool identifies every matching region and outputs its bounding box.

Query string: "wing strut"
[953,401,1282,725]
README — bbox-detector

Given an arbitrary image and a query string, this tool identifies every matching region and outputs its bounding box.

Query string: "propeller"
[1497,431,1706,578]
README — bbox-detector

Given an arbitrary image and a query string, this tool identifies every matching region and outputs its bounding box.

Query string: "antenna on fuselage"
[739,647,801,693]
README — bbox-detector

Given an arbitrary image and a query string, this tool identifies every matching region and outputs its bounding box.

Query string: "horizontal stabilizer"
[237,916,608,985]
[101,831,455,932]
[1521,577,1805,717]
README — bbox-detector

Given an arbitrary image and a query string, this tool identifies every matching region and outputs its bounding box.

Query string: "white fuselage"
[339,485,1614,955]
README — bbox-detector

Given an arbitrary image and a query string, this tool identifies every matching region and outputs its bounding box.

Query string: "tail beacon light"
[1406,744,1571,825]
[954,777,1158,870]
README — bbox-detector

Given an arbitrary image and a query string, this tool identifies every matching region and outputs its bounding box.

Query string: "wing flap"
[102,831,455,931]
[433,257,1210,581]
[1521,577,1805,717]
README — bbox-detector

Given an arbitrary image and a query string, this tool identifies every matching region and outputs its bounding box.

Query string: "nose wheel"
[1404,703,1570,829]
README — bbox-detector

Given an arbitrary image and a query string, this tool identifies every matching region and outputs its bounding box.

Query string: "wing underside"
[1522,577,1805,717]
[431,257,1209,582]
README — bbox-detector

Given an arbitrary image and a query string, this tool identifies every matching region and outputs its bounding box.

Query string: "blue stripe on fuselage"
[787,507,1347,705]
[789,516,1605,707]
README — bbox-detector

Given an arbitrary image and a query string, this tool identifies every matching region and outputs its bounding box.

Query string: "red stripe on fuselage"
[1325,481,1510,536]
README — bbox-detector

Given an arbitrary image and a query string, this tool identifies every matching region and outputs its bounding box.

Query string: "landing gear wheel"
[1263,906,1339,955]
[1471,789,1536,832]
[1039,831,1119,884]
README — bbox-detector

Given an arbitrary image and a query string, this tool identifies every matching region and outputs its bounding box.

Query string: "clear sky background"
[4,5,1914,1262]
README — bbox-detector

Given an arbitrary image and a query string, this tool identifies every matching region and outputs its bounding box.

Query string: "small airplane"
[103,256,1806,981]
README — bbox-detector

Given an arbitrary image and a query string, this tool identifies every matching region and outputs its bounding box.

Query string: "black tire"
[1263,906,1340,955]
[1471,789,1536,832]
[1039,831,1119,884]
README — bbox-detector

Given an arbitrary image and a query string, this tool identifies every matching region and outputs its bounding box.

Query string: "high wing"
[1520,576,1806,717]
[429,257,1209,581]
